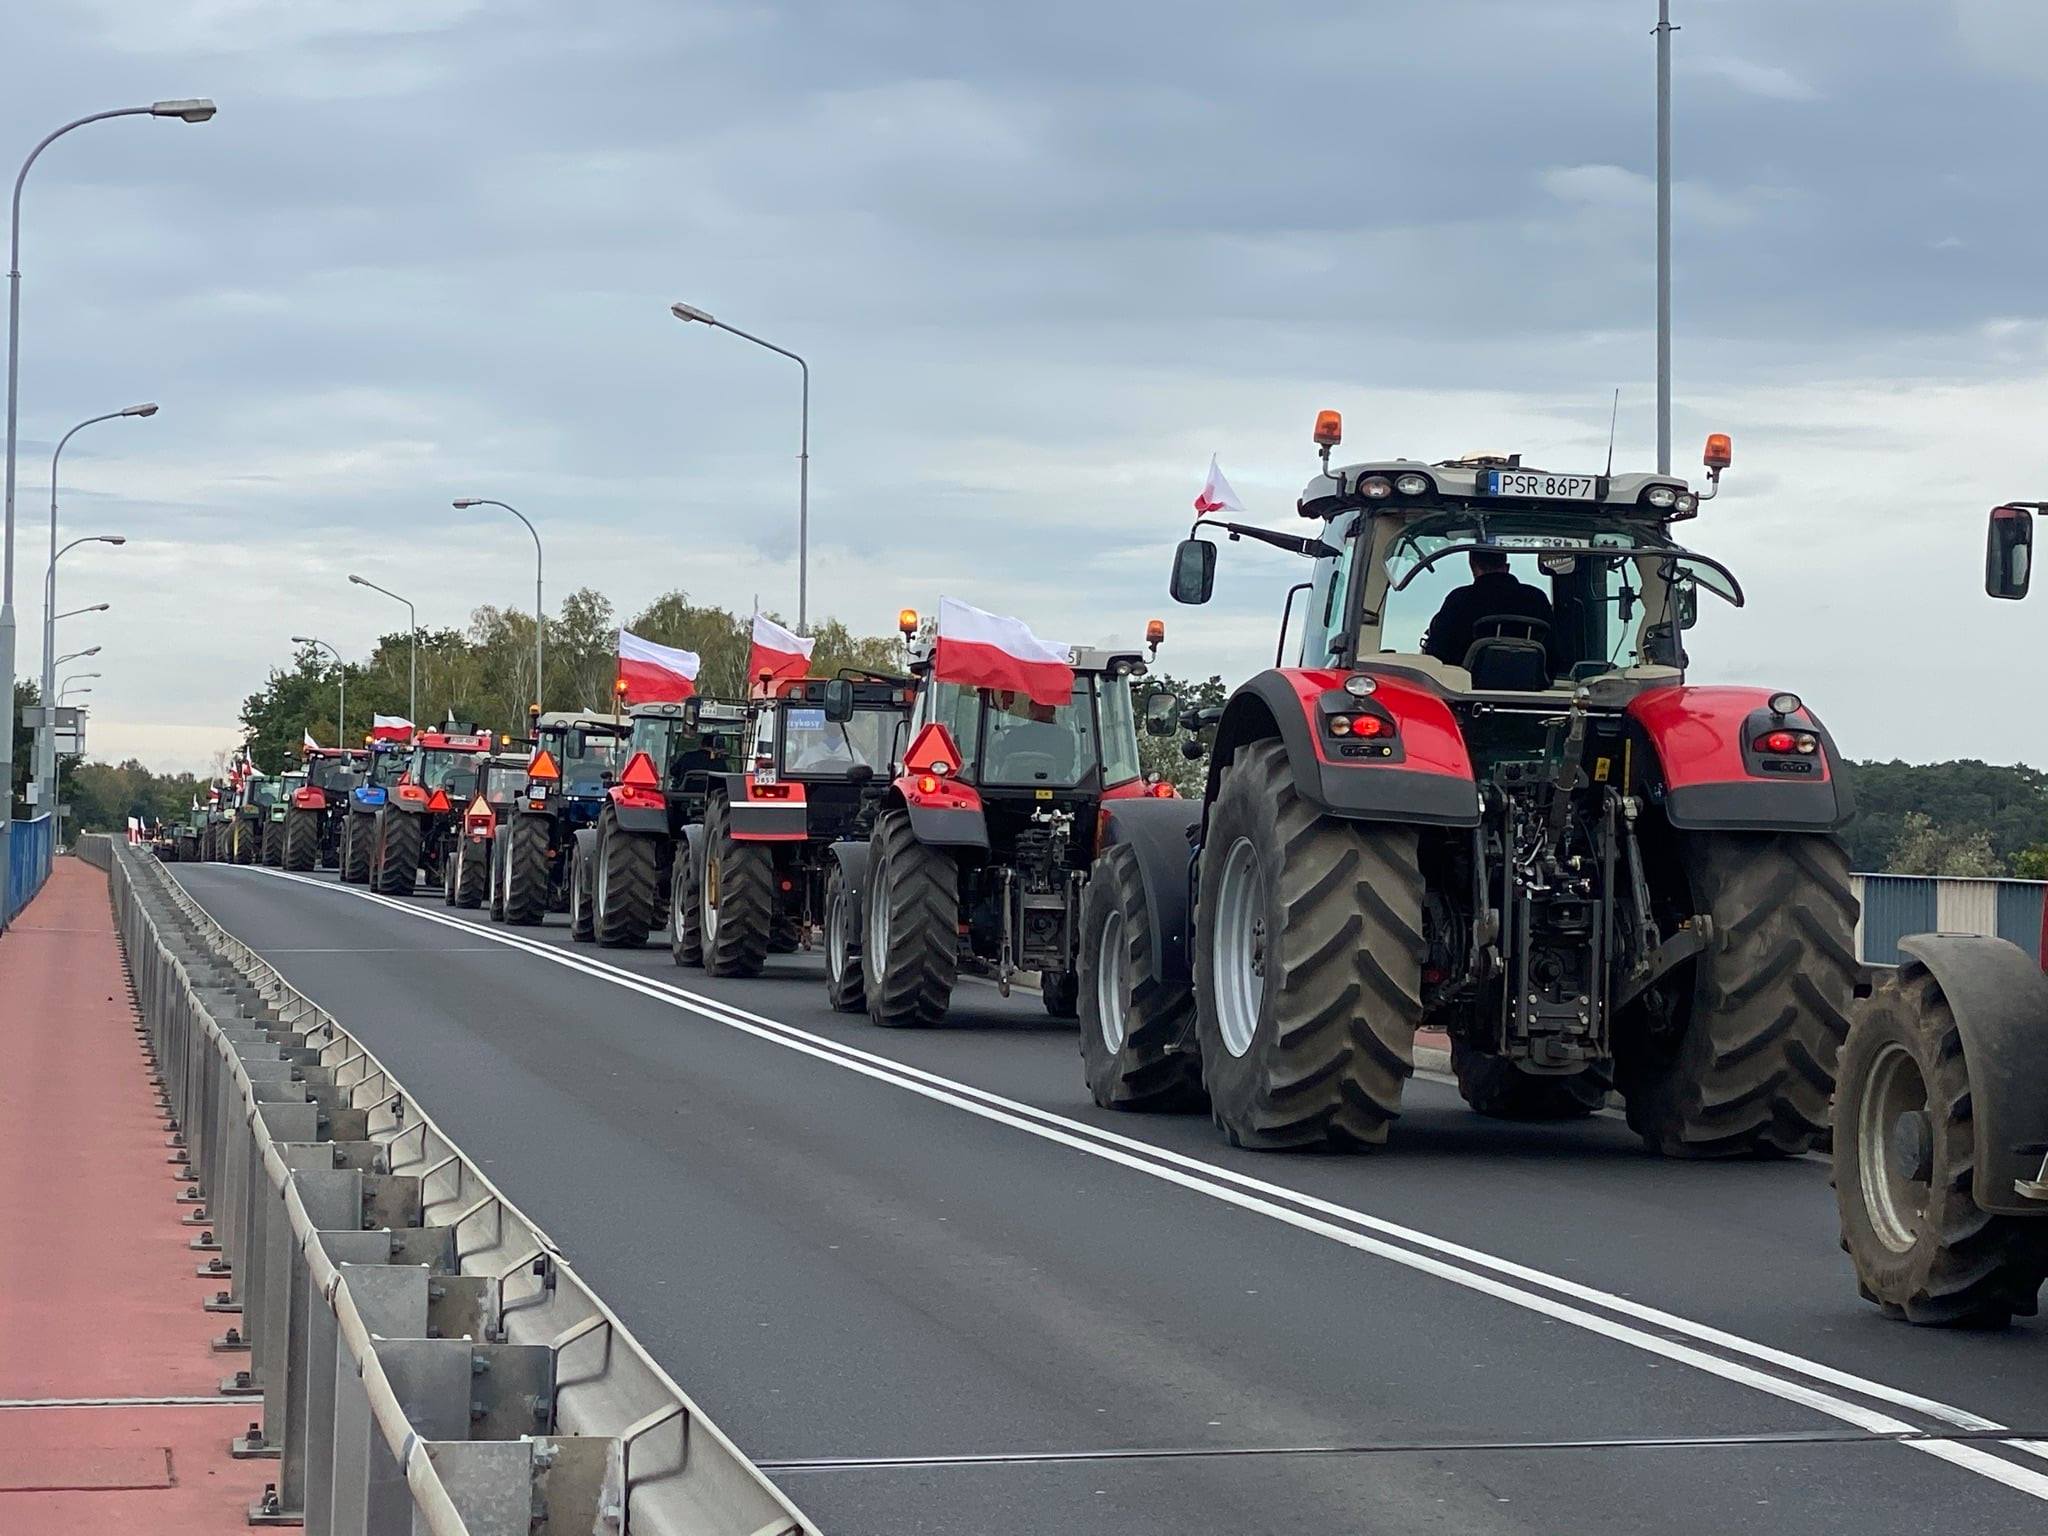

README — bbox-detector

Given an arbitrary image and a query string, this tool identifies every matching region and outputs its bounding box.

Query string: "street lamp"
[54,645,100,667]
[347,574,417,726]
[58,674,97,697]
[452,498,543,717]
[1,98,214,926]
[291,635,345,747]
[669,300,811,632]
[43,406,150,806]
[54,601,109,621]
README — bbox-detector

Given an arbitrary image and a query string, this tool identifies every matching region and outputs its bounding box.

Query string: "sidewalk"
[0,856,262,1534]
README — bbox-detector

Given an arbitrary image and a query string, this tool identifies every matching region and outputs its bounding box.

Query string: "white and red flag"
[934,596,1074,708]
[302,729,320,753]
[617,629,700,703]
[1192,454,1246,517]
[371,714,413,743]
[748,612,815,694]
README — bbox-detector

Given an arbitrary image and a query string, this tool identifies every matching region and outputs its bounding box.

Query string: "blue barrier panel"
[1859,875,1938,967]
[4,815,54,925]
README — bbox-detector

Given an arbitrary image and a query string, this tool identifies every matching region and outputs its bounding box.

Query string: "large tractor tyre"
[1621,832,1857,1159]
[488,838,508,922]
[822,861,865,1011]
[770,911,803,954]
[1078,843,1205,1112]
[1833,966,2048,1326]
[863,810,959,1029]
[568,841,597,942]
[261,821,283,868]
[372,809,423,896]
[1042,969,1081,1020]
[282,809,318,873]
[1450,1041,1607,1121]
[340,813,374,885]
[1194,740,1420,1151]
[701,798,773,978]
[595,819,658,948]
[502,816,552,927]
[669,843,706,967]
[441,844,459,904]
[454,842,490,909]
[232,821,257,866]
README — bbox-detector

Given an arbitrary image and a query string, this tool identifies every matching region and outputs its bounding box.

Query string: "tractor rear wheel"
[454,841,489,909]
[1450,1042,1607,1120]
[283,809,317,873]
[340,812,373,884]
[670,838,705,967]
[701,797,772,977]
[372,809,422,896]
[596,813,657,947]
[1079,843,1204,1112]
[1834,964,2048,1326]
[822,860,865,1011]
[502,815,550,926]
[863,809,958,1028]
[568,840,596,941]
[488,836,508,921]
[1194,740,1420,1150]
[232,821,256,865]
[1621,832,1856,1159]
[262,821,283,868]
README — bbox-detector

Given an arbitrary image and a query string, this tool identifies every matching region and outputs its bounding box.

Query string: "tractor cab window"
[246,779,281,808]
[1303,511,1365,667]
[307,757,359,794]
[411,749,477,791]
[629,715,685,776]
[367,752,407,788]
[777,703,897,778]
[1096,675,1142,786]
[480,763,527,802]
[927,680,1102,788]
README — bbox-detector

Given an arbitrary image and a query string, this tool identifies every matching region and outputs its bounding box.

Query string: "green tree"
[1138,672,1229,796]
[1886,811,2005,878]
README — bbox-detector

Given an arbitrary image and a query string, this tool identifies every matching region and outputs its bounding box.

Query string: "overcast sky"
[6,0,2048,774]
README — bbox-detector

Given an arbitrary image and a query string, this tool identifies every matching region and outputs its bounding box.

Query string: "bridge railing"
[111,845,817,1536]
[4,813,54,925]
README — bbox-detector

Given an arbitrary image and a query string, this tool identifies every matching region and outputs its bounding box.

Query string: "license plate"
[1035,789,1054,800]
[1484,469,1597,500]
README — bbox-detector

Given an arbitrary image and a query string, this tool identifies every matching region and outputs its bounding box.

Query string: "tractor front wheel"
[701,797,772,977]
[822,860,864,1011]
[1834,965,2048,1326]
[261,821,283,868]
[669,838,705,966]
[863,809,958,1028]
[455,840,489,909]
[1041,970,1080,1020]
[502,815,551,926]
[595,810,658,947]
[1194,740,1420,1150]
[282,809,318,873]
[340,812,374,884]
[568,840,596,941]
[1451,1042,1607,1121]
[1078,842,1204,1112]
[1621,832,1856,1159]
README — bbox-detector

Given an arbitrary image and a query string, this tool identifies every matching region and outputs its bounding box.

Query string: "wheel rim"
[1097,909,1128,1054]
[868,857,890,979]
[702,850,721,945]
[1212,835,1266,1059]
[828,885,850,984]
[1858,1040,1933,1254]
[595,846,609,925]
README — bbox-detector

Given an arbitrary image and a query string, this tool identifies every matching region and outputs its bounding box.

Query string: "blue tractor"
[491,711,630,927]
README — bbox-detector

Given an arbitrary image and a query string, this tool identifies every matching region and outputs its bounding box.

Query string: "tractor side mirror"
[1675,576,1699,631]
[1142,688,1179,737]
[1169,538,1217,605]
[1988,504,2033,601]
[820,678,856,723]
[681,697,702,728]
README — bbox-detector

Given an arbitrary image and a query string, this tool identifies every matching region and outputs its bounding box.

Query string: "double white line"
[236,866,2048,1504]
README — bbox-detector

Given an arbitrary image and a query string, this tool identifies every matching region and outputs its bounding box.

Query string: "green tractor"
[261,771,305,867]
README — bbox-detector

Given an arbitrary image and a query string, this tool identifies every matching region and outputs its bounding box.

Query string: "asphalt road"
[165,861,2048,1536]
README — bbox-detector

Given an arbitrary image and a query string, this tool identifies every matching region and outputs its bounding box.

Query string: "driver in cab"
[1421,549,1553,667]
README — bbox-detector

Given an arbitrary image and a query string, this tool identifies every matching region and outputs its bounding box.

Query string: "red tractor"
[674,672,913,984]
[1829,502,2048,1325]
[281,747,366,872]
[1078,413,1858,1155]
[366,727,494,896]
[842,613,1175,1026]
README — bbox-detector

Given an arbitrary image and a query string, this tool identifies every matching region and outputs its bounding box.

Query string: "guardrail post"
[326,1264,431,1536]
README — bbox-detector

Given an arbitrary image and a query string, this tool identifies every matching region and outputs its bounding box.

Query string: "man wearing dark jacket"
[1422,550,1553,667]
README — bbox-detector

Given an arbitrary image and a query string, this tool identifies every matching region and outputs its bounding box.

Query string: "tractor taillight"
[918,774,939,795]
[1755,729,1818,756]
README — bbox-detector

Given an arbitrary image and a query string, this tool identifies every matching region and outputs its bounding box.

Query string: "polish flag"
[934,596,1074,708]
[302,729,320,753]
[372,714,414,743]
[748,612,814,694]
[1193,454,1246,517]
[617,628,699,703]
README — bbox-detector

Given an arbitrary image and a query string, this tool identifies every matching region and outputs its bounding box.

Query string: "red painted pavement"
[0,856,264,1534]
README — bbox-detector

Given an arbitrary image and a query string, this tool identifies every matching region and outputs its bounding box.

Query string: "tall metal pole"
[454,499,543,715]
[1655,0,1674,475]
[348,575,416,726]
[292,636,345,746]
[1,99,211,926]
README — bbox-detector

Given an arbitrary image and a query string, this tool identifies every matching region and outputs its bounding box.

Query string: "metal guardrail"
[5,812,54,923]
[105,841,817,1535]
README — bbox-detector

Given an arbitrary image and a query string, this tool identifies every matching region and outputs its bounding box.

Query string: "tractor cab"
[404,728,493,803]
[749,674,912,839]
[530,712,628,808]
[631,699,749,807]
[304,749,366,799]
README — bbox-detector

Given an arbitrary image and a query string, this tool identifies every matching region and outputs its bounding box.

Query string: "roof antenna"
[1603,388,1621,479]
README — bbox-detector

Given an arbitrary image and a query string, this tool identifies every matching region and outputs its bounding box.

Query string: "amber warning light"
[1703,433,1733,471]
[1313,409,1343,449]
[897,608,919,636]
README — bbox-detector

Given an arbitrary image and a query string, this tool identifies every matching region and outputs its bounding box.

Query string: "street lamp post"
[54,645,100,669]
[452,498,543,717]
[348,574,417,726]
[1,97,213,927]
[669,301,811,632]
[291,635,345,747]
[54,600,109,621]
[1654,0,1674,475]
[37,532,122,810]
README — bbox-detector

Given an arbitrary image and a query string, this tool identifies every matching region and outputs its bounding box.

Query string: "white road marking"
[213,866,2048,1502]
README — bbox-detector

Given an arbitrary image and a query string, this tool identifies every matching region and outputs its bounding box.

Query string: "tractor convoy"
[167,409,2048,1330]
